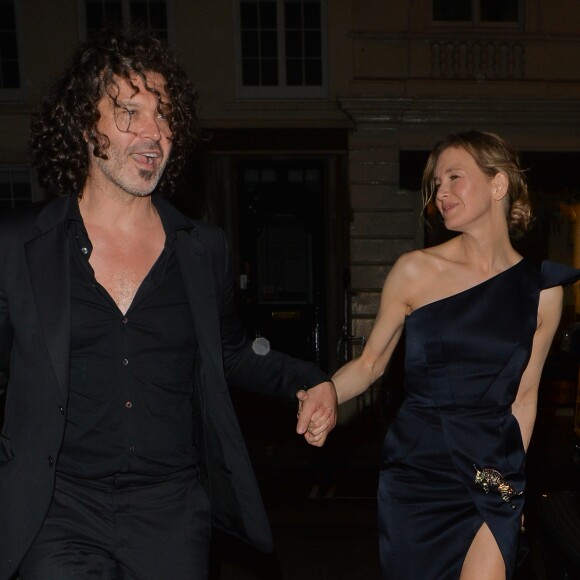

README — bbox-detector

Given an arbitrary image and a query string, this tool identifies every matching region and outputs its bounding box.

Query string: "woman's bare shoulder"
[387,242,465,312]
[384,250,444,307]
[391,248,448,282]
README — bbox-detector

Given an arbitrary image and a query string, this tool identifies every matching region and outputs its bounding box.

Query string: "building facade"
[2,1,579,398]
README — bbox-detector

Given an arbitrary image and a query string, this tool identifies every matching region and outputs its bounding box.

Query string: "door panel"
[237,160,326,366]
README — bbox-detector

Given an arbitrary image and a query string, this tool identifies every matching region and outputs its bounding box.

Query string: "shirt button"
[128,445,135,452]
[48,456,54,467]
[58,405,65,415]
[81,247,88,255]
[122,358,129,366]
[125,401,133,408]
[122,317,128,324]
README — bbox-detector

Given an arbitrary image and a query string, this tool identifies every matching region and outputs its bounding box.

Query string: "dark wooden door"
[236,159,326,367]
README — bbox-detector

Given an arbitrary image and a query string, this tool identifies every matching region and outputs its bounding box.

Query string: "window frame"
[233,0,328,100]
[0,165,38,213]
[431,0,523,30]
[78,0,175,45]
[0,0,25,102]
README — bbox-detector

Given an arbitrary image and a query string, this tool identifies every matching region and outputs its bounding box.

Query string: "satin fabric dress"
[378,260,580,580]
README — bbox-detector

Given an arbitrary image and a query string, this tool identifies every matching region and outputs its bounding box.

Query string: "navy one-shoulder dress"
[378,260,580,579]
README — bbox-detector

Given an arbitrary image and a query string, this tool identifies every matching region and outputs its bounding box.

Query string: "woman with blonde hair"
[317,131,580,578]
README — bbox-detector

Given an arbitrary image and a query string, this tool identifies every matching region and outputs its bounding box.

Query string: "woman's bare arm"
[511,285,564,451]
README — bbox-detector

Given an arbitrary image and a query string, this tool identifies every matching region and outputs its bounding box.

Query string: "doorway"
[236,159,327,368]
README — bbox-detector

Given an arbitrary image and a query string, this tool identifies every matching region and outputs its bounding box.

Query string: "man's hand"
[295,381,337,447]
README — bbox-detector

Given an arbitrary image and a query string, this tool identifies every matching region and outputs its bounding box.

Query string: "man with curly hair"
[0,26,336,579]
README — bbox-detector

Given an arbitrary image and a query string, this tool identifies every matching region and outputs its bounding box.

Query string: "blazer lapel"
[174,230,222,367]
[25,197,71,399]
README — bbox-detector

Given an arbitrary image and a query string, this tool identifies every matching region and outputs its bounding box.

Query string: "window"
[433,0,520,25]
[0,0,20,90]
[236,0,327,98]
[82,0,171,41]
[0,167,34,214]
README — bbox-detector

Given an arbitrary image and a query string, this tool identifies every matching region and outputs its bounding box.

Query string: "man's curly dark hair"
[30,25,200,197]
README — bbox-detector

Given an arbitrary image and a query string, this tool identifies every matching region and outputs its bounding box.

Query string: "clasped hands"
[295,381,337,447]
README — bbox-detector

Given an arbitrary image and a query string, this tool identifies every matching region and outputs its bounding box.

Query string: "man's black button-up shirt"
[58,197,199,478]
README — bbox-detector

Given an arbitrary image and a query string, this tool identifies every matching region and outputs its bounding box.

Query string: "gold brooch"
[473,465,523,509]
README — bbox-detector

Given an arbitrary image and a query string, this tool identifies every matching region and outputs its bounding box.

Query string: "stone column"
[341,125,422,421]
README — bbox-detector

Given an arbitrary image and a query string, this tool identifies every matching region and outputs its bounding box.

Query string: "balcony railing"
[431,39,525,80]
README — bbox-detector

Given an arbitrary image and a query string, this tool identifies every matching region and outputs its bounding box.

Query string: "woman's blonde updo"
[421,130,532,238]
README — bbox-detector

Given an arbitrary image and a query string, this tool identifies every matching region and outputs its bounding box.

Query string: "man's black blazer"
[0,194,328,580]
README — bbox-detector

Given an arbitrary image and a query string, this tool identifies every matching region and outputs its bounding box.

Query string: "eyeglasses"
[113,105,172,137]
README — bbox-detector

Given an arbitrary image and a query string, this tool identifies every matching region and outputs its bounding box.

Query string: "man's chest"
[89,241,164,314]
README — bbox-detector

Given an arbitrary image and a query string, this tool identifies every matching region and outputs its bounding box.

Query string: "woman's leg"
[460,523,506,580]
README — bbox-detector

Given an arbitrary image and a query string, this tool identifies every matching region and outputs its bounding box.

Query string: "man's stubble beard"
[92,146,170,198]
